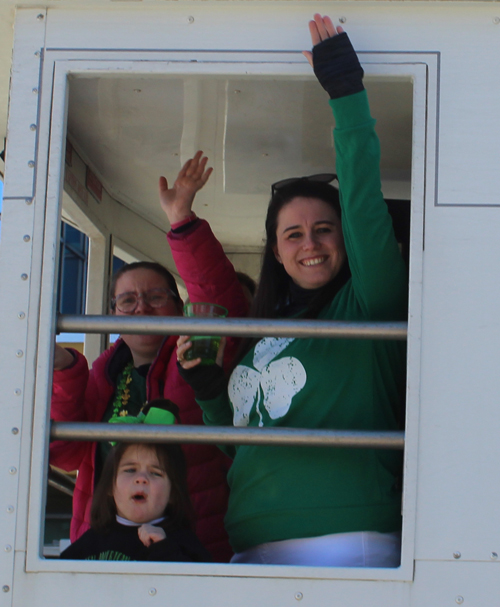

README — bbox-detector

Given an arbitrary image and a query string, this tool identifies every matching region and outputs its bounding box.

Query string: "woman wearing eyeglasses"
[177,16,407,567]
[50,152,248,562]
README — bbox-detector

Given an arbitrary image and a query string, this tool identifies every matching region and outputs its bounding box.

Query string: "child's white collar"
[116,515,165,527]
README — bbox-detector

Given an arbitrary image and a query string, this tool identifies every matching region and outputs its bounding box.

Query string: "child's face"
[113,445,171,524]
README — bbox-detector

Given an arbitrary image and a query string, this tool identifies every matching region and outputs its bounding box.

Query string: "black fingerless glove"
[177,362,227,401]
[312,32,364,99]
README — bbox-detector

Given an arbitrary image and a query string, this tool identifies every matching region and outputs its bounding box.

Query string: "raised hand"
[138,523,166,547]
[302,14,344,67]
[303,13,364,100]
[159,151,213,225]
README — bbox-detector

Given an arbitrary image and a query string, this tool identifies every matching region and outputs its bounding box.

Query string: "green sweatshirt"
[199,90,408,553]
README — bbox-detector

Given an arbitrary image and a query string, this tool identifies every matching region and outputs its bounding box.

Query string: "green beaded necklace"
[111,361,134,418]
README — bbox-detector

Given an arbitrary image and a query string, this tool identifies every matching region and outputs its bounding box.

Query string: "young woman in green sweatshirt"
[177,14,407,567]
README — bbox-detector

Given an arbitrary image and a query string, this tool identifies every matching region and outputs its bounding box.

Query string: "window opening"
[57,222,88,315]
[112,255,126,276]
[32,57,426,585]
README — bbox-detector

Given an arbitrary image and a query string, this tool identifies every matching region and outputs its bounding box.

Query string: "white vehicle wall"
[0,2,499,606]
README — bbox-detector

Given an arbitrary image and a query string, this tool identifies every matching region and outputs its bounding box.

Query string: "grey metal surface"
[51,422,405,450]
[57,314,408,340]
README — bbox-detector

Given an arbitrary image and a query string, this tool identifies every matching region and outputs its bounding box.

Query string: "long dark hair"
[109,261,182,311]
[90,442,194,532]
[233,181,351,365]
[251,180,350,321]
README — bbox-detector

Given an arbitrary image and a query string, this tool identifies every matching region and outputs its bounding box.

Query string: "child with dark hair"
[60,442,211,562]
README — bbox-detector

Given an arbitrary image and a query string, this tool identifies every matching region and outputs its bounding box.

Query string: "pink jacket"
[50,219,247,562]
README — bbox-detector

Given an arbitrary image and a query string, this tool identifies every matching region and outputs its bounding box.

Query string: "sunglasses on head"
[271,173,338,197]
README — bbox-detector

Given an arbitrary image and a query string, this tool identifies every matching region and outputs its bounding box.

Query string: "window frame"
[23,52,433,586]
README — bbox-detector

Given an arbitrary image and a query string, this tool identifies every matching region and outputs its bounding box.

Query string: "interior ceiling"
[67,74,412,250]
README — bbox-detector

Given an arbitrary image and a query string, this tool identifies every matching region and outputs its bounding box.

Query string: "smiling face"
[113,445,172,524]
[113,268,183,366]
[273,196,346,290]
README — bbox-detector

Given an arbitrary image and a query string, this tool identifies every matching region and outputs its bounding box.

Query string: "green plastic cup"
[183,302,228,365]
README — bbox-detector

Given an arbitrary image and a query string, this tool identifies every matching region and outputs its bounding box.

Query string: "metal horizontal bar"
[57,314,407,341]
[48,467,76,497]
[51,422,404,450]
[49,466,76,486]
[48,478,74,498]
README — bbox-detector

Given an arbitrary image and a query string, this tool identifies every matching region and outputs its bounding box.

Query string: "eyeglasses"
[112,288,177,314]
[271,173,338,197]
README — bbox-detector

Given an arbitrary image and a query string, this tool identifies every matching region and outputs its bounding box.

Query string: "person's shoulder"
[59,528,102,560]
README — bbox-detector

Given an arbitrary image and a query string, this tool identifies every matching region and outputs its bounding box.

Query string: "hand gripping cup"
[183,302,228,365]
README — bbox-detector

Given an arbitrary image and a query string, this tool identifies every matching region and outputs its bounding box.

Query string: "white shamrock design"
[228,337,307,427]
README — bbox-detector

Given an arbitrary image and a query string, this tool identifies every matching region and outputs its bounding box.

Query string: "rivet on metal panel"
[11,428,19,435]
[28,161,35,168]
[16,350,24,358]
[188,16,195,23]
[23,235,31,242]
[6,506,14,514]
[9,468,17,475]
[493,17,500,24]
[37,13,44,20]
[25,198,33,205]
[2,586,10,593]
[30,124,37,131]
[295,593,303,601]
[455,597,464,605]
[21,273,28,280]
[14,389,21,396]
[453,551,461,559]
[17,312,25,319]
[148,588,157,596]
[4,545,12,552]
[32,88,39,95]
[491,552,498,559]
[339,17,347,24]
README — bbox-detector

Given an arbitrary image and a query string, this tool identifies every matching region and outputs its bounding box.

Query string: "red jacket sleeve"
[168,219,249,365]
[49,347,114,471]
[168,219,248,318]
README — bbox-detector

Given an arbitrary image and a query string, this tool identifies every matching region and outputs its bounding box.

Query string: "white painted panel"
[0,197,36,604]
[14,556,412,607]
[0,3,15,157]
[3,9,45,199]
[415,202,500,562]
[410,559,500,605]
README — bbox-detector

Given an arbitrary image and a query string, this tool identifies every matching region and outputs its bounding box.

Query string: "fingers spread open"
[322,15,337,37]
[310,14,340,45]
[200,166,213,185]
[308,19,322,46]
